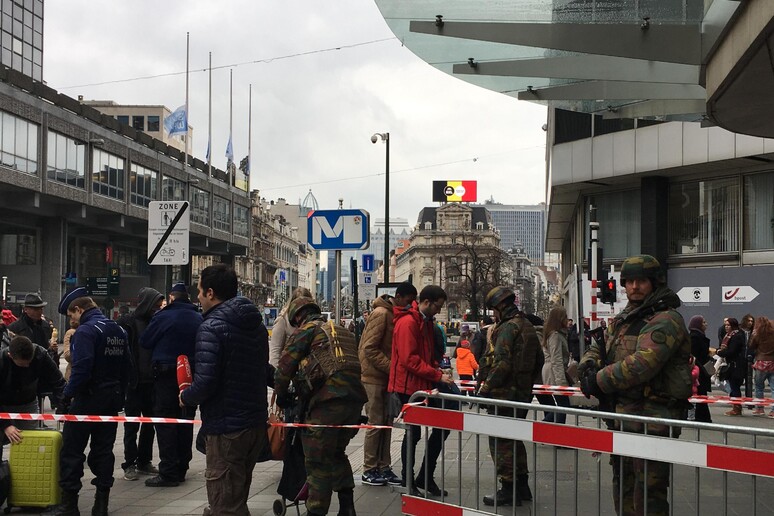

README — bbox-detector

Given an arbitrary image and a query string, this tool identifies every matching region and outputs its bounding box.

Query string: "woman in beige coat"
[539,306,571,424]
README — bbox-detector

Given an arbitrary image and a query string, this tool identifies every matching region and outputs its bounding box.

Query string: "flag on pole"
[225,136,234,164]
[205,140,211,162]
[164,105,188,137]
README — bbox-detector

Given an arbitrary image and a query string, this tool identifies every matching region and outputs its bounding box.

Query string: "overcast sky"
[43,1,547,224]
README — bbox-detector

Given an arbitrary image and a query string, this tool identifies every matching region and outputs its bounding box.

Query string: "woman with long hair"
[538,306,571,424]
[687,315,712,423]
[269,287,312,367]
[716,317,747,415]
[748,316,774,416]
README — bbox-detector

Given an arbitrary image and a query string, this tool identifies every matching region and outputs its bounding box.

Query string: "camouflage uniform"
[478,304,543,488]
[580,256,691,516]
[275,314,367,515]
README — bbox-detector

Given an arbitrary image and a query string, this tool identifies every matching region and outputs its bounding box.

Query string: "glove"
[580,373,603,399]
[56,397,72,415]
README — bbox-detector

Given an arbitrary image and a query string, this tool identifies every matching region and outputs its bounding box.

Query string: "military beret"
[170,282,187,294]
[58,287,89,315]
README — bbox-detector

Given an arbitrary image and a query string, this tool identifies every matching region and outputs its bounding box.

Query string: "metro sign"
[307,209,370,250]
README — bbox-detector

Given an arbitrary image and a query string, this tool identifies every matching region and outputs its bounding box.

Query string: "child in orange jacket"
[456,340,479,380]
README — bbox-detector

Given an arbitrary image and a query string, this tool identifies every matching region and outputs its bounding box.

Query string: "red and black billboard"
[432,180,477,202]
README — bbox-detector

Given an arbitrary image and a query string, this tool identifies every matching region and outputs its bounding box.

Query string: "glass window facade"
[0,0,42,80]
[47,131,85,188]
[0,110,37,174]
[585,190,641,259]
[132,115,144,131]
[213,196,231,232]
[233,204,249,237]
[161,176,185,201]
[92,148,125,200]
[190,186,210,225]
[117,115,129,126]
[744,172,774,251]
[0,222,36,265]
[147,116,160,132]
[129,162,157,207]
[669,177,739,255]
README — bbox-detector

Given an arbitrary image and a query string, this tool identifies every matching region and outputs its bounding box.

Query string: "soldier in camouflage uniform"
[578,255,691,516]
[477,286,543,507]
[275,297,368,516]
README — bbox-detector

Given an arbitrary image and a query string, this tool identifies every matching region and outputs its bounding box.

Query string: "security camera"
[371,134,379,144]
[541,124,548,132]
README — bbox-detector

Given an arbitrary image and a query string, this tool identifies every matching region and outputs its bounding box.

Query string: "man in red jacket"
[359,282,417,487]
[388,285,454,494]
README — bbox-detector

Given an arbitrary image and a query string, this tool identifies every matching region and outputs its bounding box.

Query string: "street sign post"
[147,201,190,265]
[307,209,370,250]
[362,254,375,272]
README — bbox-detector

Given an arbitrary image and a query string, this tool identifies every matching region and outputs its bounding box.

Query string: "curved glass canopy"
[375,0,738,120]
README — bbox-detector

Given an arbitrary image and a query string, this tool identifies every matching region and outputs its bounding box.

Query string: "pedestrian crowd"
[2,255,773,515]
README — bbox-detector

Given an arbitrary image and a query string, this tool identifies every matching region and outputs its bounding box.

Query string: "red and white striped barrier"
[402,496,491,516]
[401,404,774,478]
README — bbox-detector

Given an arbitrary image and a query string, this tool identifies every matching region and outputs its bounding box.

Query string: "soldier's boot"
[42,491,80,516]
[483,481,519,506]
[91,488,109,516]
[337,488,357,516]
[516,474,532,501]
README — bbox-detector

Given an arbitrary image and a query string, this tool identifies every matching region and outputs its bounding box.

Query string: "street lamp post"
[371,132,390,283]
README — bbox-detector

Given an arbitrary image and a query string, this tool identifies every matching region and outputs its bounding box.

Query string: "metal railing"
[399,391,774,516]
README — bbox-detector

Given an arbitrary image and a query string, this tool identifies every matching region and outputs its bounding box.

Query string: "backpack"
[299,320,360,387]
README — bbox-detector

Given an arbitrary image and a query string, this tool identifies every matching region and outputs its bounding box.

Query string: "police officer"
[477,286,543,507]
[578,255,691,516]
[44,287,130,516]
[275,297,367,516]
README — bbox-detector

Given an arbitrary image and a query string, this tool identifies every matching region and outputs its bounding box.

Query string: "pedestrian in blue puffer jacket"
[180,264,269,516]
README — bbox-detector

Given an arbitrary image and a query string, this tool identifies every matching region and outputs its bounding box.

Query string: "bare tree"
[444,232,510,320]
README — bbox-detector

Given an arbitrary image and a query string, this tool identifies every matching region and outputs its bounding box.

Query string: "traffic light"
[600,278,617,304]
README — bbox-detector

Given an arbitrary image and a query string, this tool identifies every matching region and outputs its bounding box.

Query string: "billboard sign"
[432,180,477,202]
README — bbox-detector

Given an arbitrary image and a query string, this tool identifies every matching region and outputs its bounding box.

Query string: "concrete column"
[640,176,669,275]
[40,218,65,327]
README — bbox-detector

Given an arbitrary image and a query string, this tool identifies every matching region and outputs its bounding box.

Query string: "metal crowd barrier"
[399,391,774,516]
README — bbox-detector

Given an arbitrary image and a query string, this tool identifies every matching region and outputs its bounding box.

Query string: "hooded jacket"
[181,296,269,435]
[388,301,442,395]
[359,295,395,385]
[117,287,163,386]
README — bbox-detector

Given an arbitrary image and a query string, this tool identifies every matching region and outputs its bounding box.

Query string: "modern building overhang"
[374,1,774,134]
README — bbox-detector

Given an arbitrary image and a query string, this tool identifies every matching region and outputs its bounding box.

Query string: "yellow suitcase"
[7,430,61,509]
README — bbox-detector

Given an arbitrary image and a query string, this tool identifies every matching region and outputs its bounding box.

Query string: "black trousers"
[154,369,194,481]
[122,382,155,470]
[59,388,122,492]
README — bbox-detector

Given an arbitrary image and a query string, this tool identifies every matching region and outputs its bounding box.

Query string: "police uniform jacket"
[65,308,129,402]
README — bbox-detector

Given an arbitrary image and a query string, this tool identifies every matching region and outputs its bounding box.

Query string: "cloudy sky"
[44,1,547,224]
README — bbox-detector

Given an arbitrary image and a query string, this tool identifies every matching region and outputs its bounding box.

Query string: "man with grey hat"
[8,292,55,356]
